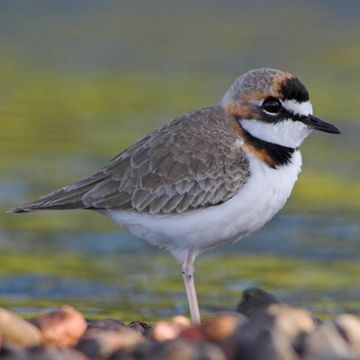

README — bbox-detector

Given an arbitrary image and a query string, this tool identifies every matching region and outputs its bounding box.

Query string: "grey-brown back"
[12,105,250,215]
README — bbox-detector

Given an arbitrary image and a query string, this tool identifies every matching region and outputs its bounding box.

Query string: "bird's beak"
[303,115,341,134]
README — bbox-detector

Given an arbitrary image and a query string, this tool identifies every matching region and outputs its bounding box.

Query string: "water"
[0,212,359,321]
[0,1,359,322]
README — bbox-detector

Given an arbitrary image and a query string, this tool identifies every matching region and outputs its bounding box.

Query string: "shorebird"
[12,68,340,323]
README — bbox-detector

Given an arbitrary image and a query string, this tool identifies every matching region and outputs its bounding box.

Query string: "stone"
[146,339,226,360]
[32,306,87,347]
[26,346,88,360]
[334,314,360,350]
[0,341,27,360]
[202,312,247,343]
[87,319,125,332]
[0,308,42,347]
[267,303,315,340]
[303,320,353,360]
[179,324,207,343]
[152,316,191,342]
[236,288,280,317]
[128,321,154,337]
[76,327,143,359]
[226,304,315,360]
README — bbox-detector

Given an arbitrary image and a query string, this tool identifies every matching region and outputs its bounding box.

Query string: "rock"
[146,339,226,360]
[226,304,315,360]
[267,303,315,340]
[236,288,280,317]
[0,341,27,360]
[26,346,88,360]
[152,316,191,342]
[87,319,125,332]
[109,343,153,360]
[303,320,353,360]
[180,312,247,345]
[201,312,247,343]
[76,327,143,359]
[32,306,87,347]
[179,324,207,343]
[0,308,42,347]
[334,314,360,350]
[128,321,154,337]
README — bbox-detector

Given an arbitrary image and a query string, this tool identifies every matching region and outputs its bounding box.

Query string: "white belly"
[107,151,302,262]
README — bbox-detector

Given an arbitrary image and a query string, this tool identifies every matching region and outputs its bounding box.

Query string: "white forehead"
[283,99,313,116]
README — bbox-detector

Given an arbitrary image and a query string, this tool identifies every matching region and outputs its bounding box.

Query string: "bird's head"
[221,68,340,148]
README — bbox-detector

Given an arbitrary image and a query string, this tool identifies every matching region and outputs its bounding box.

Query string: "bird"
[12,68,340,324]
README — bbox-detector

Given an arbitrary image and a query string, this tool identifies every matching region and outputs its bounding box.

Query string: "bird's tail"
[11,175,103,213]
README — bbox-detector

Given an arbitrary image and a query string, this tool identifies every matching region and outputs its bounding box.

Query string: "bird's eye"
[262,97,282,114]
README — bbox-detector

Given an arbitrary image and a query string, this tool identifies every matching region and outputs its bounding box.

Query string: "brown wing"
[12,105,250,215]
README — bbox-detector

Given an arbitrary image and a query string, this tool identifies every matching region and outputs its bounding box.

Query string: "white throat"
[240,119,312,148]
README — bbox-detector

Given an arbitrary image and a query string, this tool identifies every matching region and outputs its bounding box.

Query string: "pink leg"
[181,250,200,324]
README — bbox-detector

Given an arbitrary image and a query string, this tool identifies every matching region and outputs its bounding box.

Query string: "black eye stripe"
[259,106,307,123]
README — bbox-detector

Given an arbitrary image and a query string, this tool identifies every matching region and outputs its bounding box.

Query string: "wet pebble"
[32,306,87,347]
[0,308,42,347]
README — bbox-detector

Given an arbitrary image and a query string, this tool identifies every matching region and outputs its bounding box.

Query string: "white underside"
[106,150,302,263]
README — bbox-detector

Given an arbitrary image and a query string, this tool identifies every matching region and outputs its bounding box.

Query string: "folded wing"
[12,106,250,215]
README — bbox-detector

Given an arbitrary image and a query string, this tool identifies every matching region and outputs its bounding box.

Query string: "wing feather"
[12,106,250,214]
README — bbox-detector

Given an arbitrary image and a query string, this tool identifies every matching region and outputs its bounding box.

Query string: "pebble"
[76,327,143,358]
[128,321,154,337]
[0,341,27,360]
[236,288,280,317]
[302,320,352,360]
[225,304,315,360]
[152,316,191,342]
[267,304,316,339]
[333,314,360,350]
[145,339,226,360]
[0,308,42,347]
[32,306,87,347]
[202,312,247,343]
[26,346,88,360]
[87,319,125,332]
[0,288,359,360]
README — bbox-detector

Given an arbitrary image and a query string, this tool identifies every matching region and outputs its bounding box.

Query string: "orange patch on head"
[273,72,293,98]
[223,91,268,119]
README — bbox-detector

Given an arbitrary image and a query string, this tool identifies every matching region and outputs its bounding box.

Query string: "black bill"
[303,115,341,134]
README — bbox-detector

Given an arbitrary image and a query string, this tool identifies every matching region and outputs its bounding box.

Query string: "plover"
[12,68,340,323]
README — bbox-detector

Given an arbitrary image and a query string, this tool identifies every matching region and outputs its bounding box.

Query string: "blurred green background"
[0,1,359,321]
